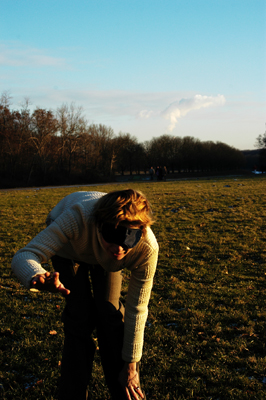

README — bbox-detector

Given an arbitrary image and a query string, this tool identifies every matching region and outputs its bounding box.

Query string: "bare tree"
[28,108,58,182]
[145,135,182,173]
[0,96,33,182]
[256,130,266,150]
[86,124,115,176]
[255,128,266,171]
[0,91,12,108]
[56,103,87,177]
[113,133,141,175]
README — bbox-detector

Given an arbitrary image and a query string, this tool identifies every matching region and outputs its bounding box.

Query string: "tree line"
[0,93,245,188]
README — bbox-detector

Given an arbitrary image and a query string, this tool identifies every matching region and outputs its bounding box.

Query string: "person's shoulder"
[59,191,107,209]
[129,228,158,270]
[141,227,159,253]
[47,191,107,222]
[70,191,106,220]
[65,191,106,203]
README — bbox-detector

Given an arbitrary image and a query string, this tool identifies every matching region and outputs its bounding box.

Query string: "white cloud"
[0,41,66,68]
[137,94,226,131]
[137,109,156,119]
[161,94,226,131]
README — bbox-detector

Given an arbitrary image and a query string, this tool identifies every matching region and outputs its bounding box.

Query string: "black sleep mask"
[101,223,142,249]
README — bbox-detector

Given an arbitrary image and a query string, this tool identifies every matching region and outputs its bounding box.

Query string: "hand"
[118,362,144,400]
[30,271,70,296]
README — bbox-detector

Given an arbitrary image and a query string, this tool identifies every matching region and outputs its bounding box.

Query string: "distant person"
[155,166,160,180]
[11,189,159,400]
[163,166,167,180]
[156,167,163,181]
[149,167,155,180]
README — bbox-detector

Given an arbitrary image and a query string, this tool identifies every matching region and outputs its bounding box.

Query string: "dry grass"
[0,176,265,399]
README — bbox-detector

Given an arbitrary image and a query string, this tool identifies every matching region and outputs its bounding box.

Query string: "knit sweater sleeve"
[11,206,84,289]
[122,238,158,363]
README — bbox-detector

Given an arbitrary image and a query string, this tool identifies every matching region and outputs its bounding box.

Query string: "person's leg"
[90,266,146,399]
[90,265,127,399]
[59,332,95,400]
[52,256,96,400]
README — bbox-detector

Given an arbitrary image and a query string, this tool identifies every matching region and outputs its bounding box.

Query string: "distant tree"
[144,135,181,172]
[0,96,32,183]
[0,91,12,108]
[255,129,266,171]
[198,141,216,171]
[0,104,18,178]
[169,136,183,173]
[197,141,244,172]
[78,130,95,177]
[256,131,266,149]
[180,136,200,172]
[113,134,130,175]
[56,103,87,178]
[113,133,140,175]
[134,143,146,174]
[85,124,115,177]
[28,108,58,182]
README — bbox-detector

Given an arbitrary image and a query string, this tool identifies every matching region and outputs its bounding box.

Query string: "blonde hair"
[93,189,154,233]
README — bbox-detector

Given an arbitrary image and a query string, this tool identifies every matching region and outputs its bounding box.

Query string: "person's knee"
[97,300,124,327]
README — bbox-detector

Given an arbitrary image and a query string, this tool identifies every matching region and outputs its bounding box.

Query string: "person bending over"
[11,189,159,400]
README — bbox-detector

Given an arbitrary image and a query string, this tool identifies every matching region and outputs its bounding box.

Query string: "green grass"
[0,176,266,399]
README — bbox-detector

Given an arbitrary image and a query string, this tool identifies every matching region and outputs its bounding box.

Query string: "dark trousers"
[51,255,128,400]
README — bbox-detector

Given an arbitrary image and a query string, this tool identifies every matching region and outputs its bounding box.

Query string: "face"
[101,236,132,260]
[100,221,140,261]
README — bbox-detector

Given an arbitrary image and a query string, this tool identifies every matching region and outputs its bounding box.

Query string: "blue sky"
[1,0,265,150]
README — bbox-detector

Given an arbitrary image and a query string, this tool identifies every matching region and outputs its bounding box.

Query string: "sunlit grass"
[0,176,266,399]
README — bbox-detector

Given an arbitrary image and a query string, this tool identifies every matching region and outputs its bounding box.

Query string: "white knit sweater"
[11,191,159,362]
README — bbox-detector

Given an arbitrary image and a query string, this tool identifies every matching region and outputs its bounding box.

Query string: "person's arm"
[11,207,83,289]
[122,244,158,361]
[119,237,159,398]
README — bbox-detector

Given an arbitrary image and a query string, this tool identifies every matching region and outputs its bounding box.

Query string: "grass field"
[0,176,265,399]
